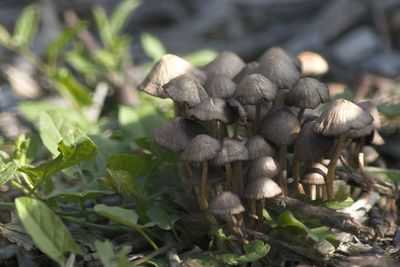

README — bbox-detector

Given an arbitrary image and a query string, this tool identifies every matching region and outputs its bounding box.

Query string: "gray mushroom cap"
[285,78,329,109]
[180,134,221,162]
[247,156,280,180]
[153,117,209,152]
[261,107,300,146]
[246,135,277,159]
[138,54,206,98]
[357,101,381,129]
[203,74,237,99]
[301,163,327,185]
[203,51,246,79]
[186,97,235,124]
[233,61,259,83]
[314,99,374,136]
[235,74,278,105]
[163,74,209,107]
[213,138,249,166]
[244,177,282,199]
[208,191,245,215]
[259,47,302,71]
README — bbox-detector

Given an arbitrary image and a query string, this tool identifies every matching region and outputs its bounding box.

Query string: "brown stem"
[225,164,233,190]
[358,152,373,192]
[225,215,247,244]
[292,159,305,195]
[326,134,348,199]
[297,108,305,123]
[278,145,288,196]
[200,161,209,210]
[310,184,316,200]
[248,199,257,228]
[232,161,243,196]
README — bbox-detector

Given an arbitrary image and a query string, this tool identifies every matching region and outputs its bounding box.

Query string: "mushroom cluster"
[139,48,381,240]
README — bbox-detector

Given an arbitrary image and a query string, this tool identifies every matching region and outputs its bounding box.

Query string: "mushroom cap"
[347,124,374,139]
[370,129,385,145]
[244,177,282,199]
[314,99,374,136]
[362,146,379,164]
[247,156,280,180]
[186,97,234,124]
[261,107,300,146]
[180,134,221,162]
[153,117,209,152]
[189,166,225,186]
[235,74,278,105]
[163,74,209,107]
[203,74,237,99]
[213,138,249,166]
[297,51,329,76]
[208,191,245,215]
[301,163,327,185]
[246,135,277,159]
[138,54,206,98]
[294,120,334,161]
[357,101,381,129]
[233,61,259,83]
[203,51,246,79]
[256,47,301,89]
[285,78,329,109]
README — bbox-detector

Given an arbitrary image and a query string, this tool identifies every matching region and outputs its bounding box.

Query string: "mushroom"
[203,51,246,79]
[297,51,329,76]
[247,156,280,181]
[258,47,301,72]
[285,77,329,122]
[208,190,246,243]
[181,134,221,210]
[203,74,237,99]
[261,107,300,195]
[301,163,327,200]
[314,99,374,199]
[246,135,277,160]
[139,54,206,98]
[233,61,259,83]
[163,74,209,108]
[234,74,278,133]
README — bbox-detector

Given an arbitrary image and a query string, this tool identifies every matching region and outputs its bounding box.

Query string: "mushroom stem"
[297,108,305,123]
[326,134,348,199]
[309,185,317,200]
[224,163,233,190]
[358,152,373,192]
[225,215,247,244]
[292,160,305,195]
[277,145,288,196]
[200,161,209,210]
[257,199,267,231]
[232,161,243,196]
[248,199,257,228]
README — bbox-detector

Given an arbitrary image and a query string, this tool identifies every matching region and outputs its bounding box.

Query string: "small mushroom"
[203,74,237,99]
[297,51,329,76]
[203,51,246,79]
[314,99,373,199]
[301,163,327,200]
[246,135,277,160]
[233,61,259,83]
[247,156,280,181]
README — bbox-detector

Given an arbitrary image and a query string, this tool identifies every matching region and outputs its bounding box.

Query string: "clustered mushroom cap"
[186,97,234,124]
[208,191,245,215]
[203,51,246,79]
[246,135,277,159]
[244,177,282,199]
[285,77,329,109]
[261,107,300,146]
[259,47,301,71]
[301,163,327,185]
[247,156,280,180]
[153,117,209,152]
[138,54,206,98]
[235,74,278,105]
[163,74,209,107]
[213,138,249,166]
[314,99,374,136]
[233,61,259,83]
[203,74,237,99]
[180,134,221,162]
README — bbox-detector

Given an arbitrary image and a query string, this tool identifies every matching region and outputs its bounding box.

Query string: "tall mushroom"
[301,163,327,200]
[314,99,374,199]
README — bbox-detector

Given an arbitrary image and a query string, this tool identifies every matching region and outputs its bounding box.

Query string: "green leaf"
[0,161,17,186]
[109,0,140,36]
[310,226,340,248]
[12,132,39,167]
[377,103,400,119]
[184,49,218,67]
[118,104,165,140]
[93,6,113,47]
[46,21,88,65]
[15,197,80,266]
[95,240,131,267]
[51,68,93,108]
[21,137,97,183]
[0,25,12,46]
[64,50,99,75]
[323,196,354,209]
[146,206,179,230]
[141,33,166,62]
[262,209,277,228]
[92,49,118,69]
[236,240,270,263]
[210,225,237,242]
[94,204,139,226]
[43,188,113,203]
[39,112,63,156]
[12,5,39,46]
[364,166,400,185]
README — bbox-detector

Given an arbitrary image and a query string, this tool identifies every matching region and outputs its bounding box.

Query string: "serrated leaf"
[236,240,270,263]
[0,161,17,186]
[94,204,139,226]
[184,49,218,67]
[15,197,80,266]
[12,5,39,46]
[146,206,178,230]
[141,33,166,62]
[0,25,12,46]
[46,22,88,65]
[12,132,39,167]
[51,68,93,108]
[109,0,140,36]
